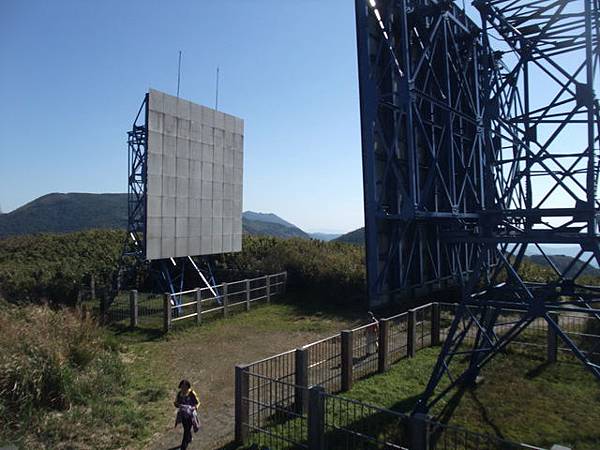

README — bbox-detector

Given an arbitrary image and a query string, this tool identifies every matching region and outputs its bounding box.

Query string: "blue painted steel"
[355,0,600,414]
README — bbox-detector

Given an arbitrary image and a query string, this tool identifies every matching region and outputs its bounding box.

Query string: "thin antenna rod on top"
[215,66,220,111]
[177,51,182,98]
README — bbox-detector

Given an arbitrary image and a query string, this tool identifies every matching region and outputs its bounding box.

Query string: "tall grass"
[0,300,156,449]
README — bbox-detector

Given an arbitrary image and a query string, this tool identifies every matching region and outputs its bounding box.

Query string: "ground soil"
[138,305,358,450]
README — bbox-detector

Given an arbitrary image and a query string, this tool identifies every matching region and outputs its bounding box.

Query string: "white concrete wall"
[145,88,244,260]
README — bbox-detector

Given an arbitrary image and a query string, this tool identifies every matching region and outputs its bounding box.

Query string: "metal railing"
[235,301,598,450]
[103,271,287,331]
[164,271,287,331]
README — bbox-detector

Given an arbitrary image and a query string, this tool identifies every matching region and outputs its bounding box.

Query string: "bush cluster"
[0,230,366,305]
[0,230,123,304]
[221,236,365,301]
[0,300,133,448]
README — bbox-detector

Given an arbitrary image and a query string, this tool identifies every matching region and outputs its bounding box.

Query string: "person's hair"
[178,379,191,390]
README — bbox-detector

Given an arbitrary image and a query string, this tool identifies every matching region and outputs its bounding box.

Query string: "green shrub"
[0,300,141,448]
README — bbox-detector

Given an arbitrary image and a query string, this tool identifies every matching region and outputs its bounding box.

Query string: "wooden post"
[222,283,229,318]
[431,303,440,347]
[341,330,354,391]
[99,289,108,325]
[129,290,138,328]
[234,365,249,445]
[307,386,325,450]
[195,288,202,325]
[266,275,271,303]
[378,318,390,373]
[408,309,417,358]
[90,273,96,299]
[283,271,288,293]
[295,348,309,413]
[547,312,559,363]
[245,279,251,311]
[163,293,172,333]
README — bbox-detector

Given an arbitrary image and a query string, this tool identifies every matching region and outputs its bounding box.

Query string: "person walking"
[174,379,200,450]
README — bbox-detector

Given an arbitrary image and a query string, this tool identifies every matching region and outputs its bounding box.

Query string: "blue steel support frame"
[355,0,600,415]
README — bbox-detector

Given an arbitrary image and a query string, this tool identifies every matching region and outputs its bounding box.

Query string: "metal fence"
[104,271,287,331]
[236,368,544,450]
[235,301,598,450]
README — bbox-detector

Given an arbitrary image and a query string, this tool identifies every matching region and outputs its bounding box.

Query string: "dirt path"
[139,305,357,450]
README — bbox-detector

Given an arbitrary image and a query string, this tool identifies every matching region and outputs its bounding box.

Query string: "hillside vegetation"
[0,230,365,305]
[0,300,158,449]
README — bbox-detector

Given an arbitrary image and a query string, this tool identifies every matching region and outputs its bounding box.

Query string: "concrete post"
[234,365,250,445]
[341,330,354,391]
[222,283,229,318]
[409,413,430,450]
[163,293,172,333]
[307,386,325,450]
[266,276,271,303]
[295,348,309,413]
[408,309,417,358]
[195,288,202,325]
[245,279,251,311]
[547,313,559,363]
[431,303,441,346]
[129,290,138,328]
[378,318,390,373]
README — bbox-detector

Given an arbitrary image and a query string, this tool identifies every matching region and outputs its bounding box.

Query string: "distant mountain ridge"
[0,193,310,240]
[0,193,128,237]
[334,227,365,245]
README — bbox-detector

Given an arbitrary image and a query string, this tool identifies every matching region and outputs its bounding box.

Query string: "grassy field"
[122,296,364,450]
[344,345,600,450]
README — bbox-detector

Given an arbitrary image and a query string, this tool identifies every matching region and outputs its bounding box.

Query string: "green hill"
[0,193,310,240]
[334,227,365,245]
[242,217,309,239]
[0,193,128,237]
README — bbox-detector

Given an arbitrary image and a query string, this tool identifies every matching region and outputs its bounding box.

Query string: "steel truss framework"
[355,0,600,413]
[118,95,218,300]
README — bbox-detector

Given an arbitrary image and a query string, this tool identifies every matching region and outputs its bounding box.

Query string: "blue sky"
[0,0,363,233]
[1,1,595,234]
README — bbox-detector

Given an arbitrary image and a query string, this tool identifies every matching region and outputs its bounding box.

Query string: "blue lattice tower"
[355,0,600,414]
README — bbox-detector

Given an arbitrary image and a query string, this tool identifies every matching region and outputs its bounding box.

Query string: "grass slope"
[346,346,600,449]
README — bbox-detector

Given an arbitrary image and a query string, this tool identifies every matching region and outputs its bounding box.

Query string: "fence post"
[234,365,249,445]
[222,283,229,318]
[283,271,288,293]
[196,288,202,325]
[129,290,138,328]
[547,312,559,363]
[431,303,440,347]
[378,318,390,373]
[307,386,325,450]
[245,279,251,311]
[341,330,354,391]
[295,347,309,413]
[163,293,172,333]
[91,273,96,299]
[266,276,271,303]
[409,413,429,450]
[408,309,417,358]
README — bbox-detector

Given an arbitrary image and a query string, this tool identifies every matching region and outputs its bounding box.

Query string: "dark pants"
[181,416,192,450]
